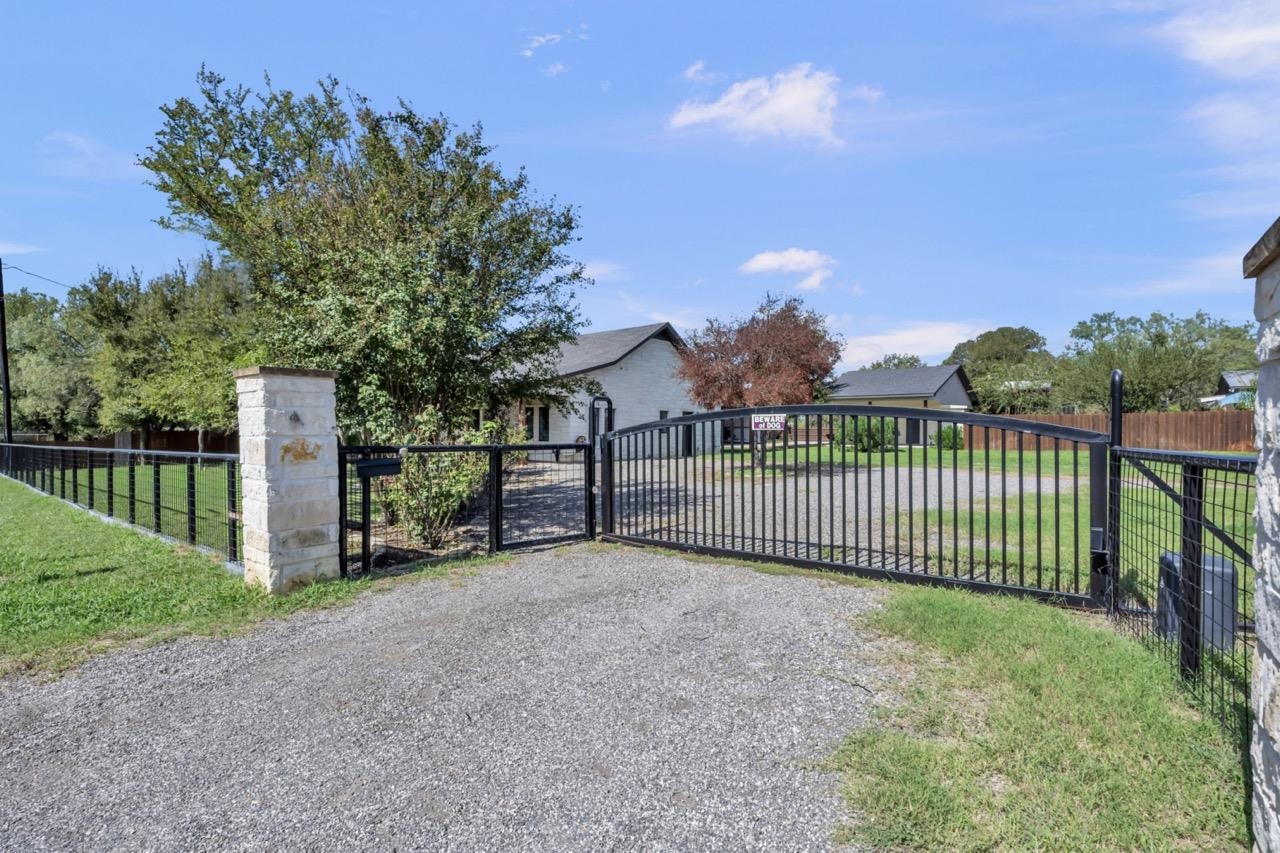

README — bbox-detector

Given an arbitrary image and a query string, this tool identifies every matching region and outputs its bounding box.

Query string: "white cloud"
[521,33,561,57]
[739,248,835,274]
[840,321,989,370]
[545,63,568,77]
[740,247,837,291]
[669,63,844,145]
[0,241,44,255]
[40,131,144,181]
[682,59,719,84]
[737,247,834,290]
[583,260,628,282]
[1121,250,1250,295]
[1155,1,1280,81]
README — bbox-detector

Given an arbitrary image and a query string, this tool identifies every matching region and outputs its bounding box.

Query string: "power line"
[0,263,74,291]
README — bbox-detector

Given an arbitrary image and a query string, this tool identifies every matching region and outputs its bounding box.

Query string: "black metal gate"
[599,406,1110,605]
[339,442,594,576]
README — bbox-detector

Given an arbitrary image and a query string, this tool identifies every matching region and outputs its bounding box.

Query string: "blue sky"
[1,0,1276,370]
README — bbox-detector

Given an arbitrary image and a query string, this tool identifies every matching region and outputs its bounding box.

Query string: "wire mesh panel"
[603,407,1107,603]
[1111,448,1255,740]
[339,442,593,576]
[0,442,242,566]
[340,447,493,576]
[500,444,590,548]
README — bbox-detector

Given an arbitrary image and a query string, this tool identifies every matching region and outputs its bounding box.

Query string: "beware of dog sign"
[751,413,787,431]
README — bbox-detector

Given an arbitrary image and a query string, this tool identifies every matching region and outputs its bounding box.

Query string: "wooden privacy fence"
[965,409,1254,452]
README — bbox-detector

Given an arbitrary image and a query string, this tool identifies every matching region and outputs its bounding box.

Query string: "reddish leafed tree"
[676,295,842,409]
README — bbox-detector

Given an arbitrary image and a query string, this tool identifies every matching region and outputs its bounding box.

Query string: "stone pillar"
[1246,216,1280,852]
[234,366,341,594]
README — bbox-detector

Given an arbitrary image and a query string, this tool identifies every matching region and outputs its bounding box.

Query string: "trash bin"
[1157,552,1238,652]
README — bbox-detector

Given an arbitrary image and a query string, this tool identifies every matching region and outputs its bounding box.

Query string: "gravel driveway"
[0,545,889,851]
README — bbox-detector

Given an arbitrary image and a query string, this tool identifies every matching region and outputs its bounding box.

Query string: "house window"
[524,405,550,441]
[659,410,669,420]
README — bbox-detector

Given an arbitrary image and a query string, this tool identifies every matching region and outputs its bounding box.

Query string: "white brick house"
[518,323,712,454]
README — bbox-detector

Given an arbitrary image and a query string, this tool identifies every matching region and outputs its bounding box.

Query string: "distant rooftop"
[553,322,686,377]
[830,364,969,399]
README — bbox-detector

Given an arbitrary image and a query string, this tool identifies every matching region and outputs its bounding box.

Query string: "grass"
[20,459,240,555]
[831,586,1250,851]
[0,476,496,675]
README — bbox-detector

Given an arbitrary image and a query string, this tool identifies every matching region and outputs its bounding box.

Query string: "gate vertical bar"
[584,442,596,538]
[106,456,114,518]
[1107,369,1124,612]
[152,459,162,533]
[602,435,614,535]
[488,446,503,553]
[86,453,94,510]
[360,467,373,571]
[1180,463,1205,679]
[127,454,136,524]
[336,451,347,576]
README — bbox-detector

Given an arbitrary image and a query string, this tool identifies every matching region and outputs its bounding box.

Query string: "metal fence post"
[127,454,136,525]
[1089,440,1109,604]
[336,451,347,578]
[58,448,65,499]
[360,467,372,574]
[1107,370,1124,612]
[105,458,113,517]
[1180,463,1205,679]
[584,442,596,539]
[488,446,504,553]
[185,458,197,544]
[152,460,162,533]
[86,453,94,510]
[226,460,238,563]
[601,433,614,536]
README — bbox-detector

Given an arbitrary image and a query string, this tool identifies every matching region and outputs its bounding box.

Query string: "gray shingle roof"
[554,322,686,376]
[829,364,967,399]
[1220,370,1257,392]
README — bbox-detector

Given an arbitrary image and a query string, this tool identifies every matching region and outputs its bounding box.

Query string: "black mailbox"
[355,457,402,478]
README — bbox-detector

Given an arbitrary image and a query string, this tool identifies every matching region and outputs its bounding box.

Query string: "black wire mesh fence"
[339,443,592,576]
[1111,447,1256,741]
[602,407,1109,604]
[0,442,242,565]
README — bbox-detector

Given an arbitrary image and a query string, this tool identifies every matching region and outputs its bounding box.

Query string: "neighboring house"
[825,364,973,445]
[518,322,712,456]
[1200,370,1259,408]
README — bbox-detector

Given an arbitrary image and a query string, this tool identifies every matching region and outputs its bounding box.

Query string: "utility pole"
[0,258,12,442]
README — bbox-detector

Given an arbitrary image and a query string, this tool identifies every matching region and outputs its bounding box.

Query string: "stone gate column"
[1246,216,1280,851]
[234,366,341,594]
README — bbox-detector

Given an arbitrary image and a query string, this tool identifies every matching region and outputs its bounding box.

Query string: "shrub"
[383,411,501,549]
[935,424,964,450]
[834,416,898,453]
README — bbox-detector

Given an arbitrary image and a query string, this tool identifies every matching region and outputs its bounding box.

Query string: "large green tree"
[141,69,589,442]
[5,288,97,438]
[1053,311,1255,412]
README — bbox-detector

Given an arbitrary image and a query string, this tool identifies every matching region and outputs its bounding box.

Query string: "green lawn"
[831,585,1250,851]
[18,459,239,556]
[0,476,483,675]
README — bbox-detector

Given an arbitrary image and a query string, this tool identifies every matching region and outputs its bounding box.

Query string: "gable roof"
[829,364,971,400]
[554,322,687,377]
[1220,370,1257,392]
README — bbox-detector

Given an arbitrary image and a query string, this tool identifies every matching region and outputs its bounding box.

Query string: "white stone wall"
[1249,225,1280,852]
[234,367,341,594]
[547,337,713,453]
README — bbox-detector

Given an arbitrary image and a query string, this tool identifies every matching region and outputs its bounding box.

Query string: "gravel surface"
[0,545,890,852]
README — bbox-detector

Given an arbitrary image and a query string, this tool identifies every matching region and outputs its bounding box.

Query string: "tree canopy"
[141,68,589,442]
[676,295,842,409]
[864,352,926,371]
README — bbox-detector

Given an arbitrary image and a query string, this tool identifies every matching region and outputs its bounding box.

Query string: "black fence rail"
[339,442,593,576]
[0,442,242,566]
[601,406,1110,605]
[1111,447,1256,741]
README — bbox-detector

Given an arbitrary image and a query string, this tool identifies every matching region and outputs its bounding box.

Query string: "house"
[518,322,712,455]
[1199,370,1259,408]
[1219,370,1258,395]
[825,364,973,445]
